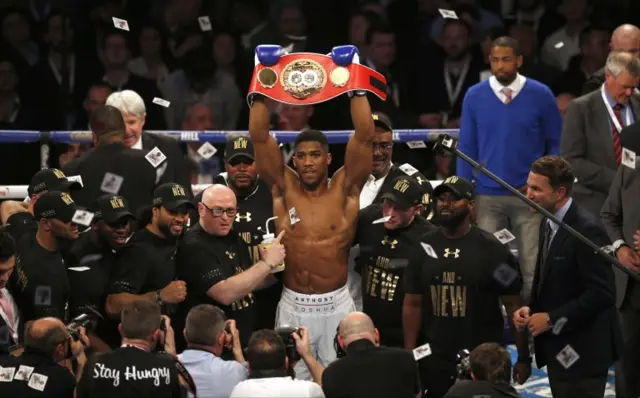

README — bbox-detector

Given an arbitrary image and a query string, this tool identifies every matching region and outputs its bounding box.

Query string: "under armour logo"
[416,176,425,185]
[443,248,460,258]
[225,251,236,259]
[381,236,398,249]
[235,212,252,222]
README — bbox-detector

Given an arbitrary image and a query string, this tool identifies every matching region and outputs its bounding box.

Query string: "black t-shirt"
[108,228,178,314]
[355,204,434,346]
[5,211,37,243]
[10,232,70,338]
[405,226,522,368]
[76,347,185,398]
[0,348,76,398]
[67,232,120,348]
[176,224,258,347]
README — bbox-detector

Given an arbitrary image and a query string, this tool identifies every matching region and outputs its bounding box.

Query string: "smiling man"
[105,183,194,319]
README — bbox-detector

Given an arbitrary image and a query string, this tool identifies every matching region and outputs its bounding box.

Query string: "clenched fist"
[160,280,187,304]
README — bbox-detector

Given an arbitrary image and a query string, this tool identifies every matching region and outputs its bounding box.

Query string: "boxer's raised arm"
[343,95,375,195]
[249,96,286,192]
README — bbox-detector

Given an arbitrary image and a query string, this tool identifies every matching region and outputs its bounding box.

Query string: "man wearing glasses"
[175,184,286,349]
[105,183,194,320]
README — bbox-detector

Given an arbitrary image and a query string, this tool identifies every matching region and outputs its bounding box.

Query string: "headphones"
[333,326,347,358]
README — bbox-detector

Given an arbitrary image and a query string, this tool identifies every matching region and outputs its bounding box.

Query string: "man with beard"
[354,176,434,347]
[456,36,562,303]
[105,183,194,319]
[211,135,279,330]
[403,176,531,398]
[67,194,136,351]
[175,185,284,349]
[10,191,81,340]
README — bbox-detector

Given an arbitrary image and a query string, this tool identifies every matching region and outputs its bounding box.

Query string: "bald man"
[321,312,418,398]
[175,184,285,349]
[0,317,89,397]
[583,24,640,94]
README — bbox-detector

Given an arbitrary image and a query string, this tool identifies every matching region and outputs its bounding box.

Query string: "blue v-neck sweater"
[456,78,562,195]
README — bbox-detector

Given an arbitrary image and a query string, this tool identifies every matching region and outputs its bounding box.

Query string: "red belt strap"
[247,53,388,106]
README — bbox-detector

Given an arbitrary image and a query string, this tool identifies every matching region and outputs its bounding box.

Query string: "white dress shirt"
[489,73,527,103]
[230,377,324,398]
[0,287,19,342]
[359,166,393,209]
[132,136,143,150]
[178,349,248,398]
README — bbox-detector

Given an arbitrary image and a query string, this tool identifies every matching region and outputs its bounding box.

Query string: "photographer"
[321,312,418,398]
[178,304,248,398]
[444,343,519,398]
[0,317,90,398]
[76,300,185,398]
[230,328,324,398]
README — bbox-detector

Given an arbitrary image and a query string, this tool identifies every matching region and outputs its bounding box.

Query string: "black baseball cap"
[93,194,135,224]
[224,135,255,162]
[433,176,475,200]
[34,191,78,223]
[372,112,393,132]
[152,183,196,211]
[28,168,82,196]
[380,176,423,209]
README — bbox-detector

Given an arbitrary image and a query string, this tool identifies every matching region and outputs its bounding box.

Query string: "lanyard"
[601,84,631,132]
[444,57,471,107]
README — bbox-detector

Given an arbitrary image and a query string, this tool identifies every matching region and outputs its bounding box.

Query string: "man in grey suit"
[582,24,640,95]
[560,51,640,218]
[601,121,640,398]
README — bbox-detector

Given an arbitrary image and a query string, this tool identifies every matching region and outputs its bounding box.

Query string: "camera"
[275,325,301,362]
[333,326,346,358]
[456,349,472,380]
[66,313,97,340]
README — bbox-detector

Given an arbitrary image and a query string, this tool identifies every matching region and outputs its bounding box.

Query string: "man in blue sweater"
[456,36,562,302]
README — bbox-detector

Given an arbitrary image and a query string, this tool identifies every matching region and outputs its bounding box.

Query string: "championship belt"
[247,52,388,106]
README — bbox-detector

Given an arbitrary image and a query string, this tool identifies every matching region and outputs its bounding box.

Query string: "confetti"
[0,367,15,382]
[152,97,171,108]
[79,253,103,265]
[494,228,515,245]
[399,163,419,176]
[552,316,568,335]
[72,210,94,227]
[372,216,391,224]
[555,345,580,369]
[112,17,129,31]
[145,147,167,168]
[622,148,636,169]
[27,373,48,391]
[66,175,84,187]
[421,242,438,259]
[197,142,217,159]
[289,207,300,225]
[68,266,91,272]
[14,366,34,381]
[34,285,52,307]
[492,263,518,287]
[100,172,123,195]
[406,141,427,149]
[554,42,564,49]
[413,343,432,360]
[439,9,458,19]
[197,16,212,32]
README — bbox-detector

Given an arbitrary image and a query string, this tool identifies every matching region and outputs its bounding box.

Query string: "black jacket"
[444,380,520,398]
[321,339,419,398]
[581,67,605,95]
[141,132,192,196]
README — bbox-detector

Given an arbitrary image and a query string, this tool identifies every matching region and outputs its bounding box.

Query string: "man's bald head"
[25,317,69,357]
[338,312,378,346]
[201,184,236,208]
[611,24,640,57]
[198,184,237,236]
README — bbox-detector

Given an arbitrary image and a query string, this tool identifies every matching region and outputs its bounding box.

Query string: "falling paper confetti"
[72,210,95,227]
[421,242,438,259]
[492,263,518,287]
[100,172,123,195]
[494,228,516,245]
[406,141,427,149]
[439,9,458,19]
[197,16,212,32]
[622,148,636,169]
[112,17,129,31]
[145,147,167,168]
[372,216,391,224]
[197,142,217,159]
[413,343,432,360]
[552,316,568,335]
[556,344,580,369]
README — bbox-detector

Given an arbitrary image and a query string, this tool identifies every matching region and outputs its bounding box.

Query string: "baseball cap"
[433,176,475,200]
[28,168,82,196]
[380,176,423,209]
[34,191,78,223]
[93,194,135,224]
[224,135,255,162]
[152,183,196,211]
[372,112,393,132]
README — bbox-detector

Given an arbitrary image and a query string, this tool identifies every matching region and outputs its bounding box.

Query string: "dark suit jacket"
[0,302,18,355]
[62,142,157,215]
[321,339,418,398]
[601,121,640,309]
[372,164,434,220]
[529,201,622,381]
[582,67,605,95]
[141,132,192,196]
[560,89,640,217]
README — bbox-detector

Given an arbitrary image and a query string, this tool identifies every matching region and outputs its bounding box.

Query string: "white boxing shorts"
[275,284,356,381]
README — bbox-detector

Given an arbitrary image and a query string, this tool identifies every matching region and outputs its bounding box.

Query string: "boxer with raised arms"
[249,45,375,379]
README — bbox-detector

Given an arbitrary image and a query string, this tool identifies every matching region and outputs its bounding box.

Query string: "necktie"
[538,221,552,293]
[612,104,625,165]
[0,290,15,334]
[502,87,513,104]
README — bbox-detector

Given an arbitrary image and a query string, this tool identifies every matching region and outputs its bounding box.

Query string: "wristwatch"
[156,291,163,306]
[612,239,629,256]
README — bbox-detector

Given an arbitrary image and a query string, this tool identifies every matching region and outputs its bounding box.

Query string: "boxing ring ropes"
[0,128,459,199]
